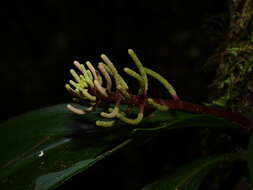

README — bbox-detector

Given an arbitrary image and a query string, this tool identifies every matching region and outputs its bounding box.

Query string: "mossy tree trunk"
[208,0,253,117]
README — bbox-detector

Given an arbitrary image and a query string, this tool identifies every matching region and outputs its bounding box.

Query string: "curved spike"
[77,87,96,101]
[86,61,98,81]
[73,60,83,72]
[101,107,119,118]
[117,112,143,125]
[94,80,108,97]
[98,62,112,91]
[147,98,169,111]
[70,69,81,83]
[115,71,129,92]
[96,120,115,127]
[69,80,86,89]
[128,49,148,93]
[65,84,79,96]
[87,70,93,81]
[79,75,88,87]
[101,54,118,74]
[97,71,103,85]
[66,104,87,115]
[144,67,179,100]
[69,80,80,89]
[77,64,94,88]
[101,63,113,75]
[101,54,128,92]
[124,67,144,93]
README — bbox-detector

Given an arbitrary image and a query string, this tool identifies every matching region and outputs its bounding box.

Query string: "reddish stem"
[86,89,253,133]
[155,99,253,133]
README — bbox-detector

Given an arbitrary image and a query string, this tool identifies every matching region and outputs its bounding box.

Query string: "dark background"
[2,1,245,190]
[0,0,226,122]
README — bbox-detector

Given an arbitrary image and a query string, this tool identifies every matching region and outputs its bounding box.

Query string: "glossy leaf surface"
[0,104,130,190]
[0,104,241,190]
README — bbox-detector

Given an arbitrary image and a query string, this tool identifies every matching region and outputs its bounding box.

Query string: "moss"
[206,0,253,117]
[209,41,253,117]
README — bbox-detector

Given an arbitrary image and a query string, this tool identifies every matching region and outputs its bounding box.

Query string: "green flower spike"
[66,104,87,115]
[101,107,119,118]
[144,67,179,100]
[128,49,148,94]
[117,112,144,125]
[101,54,129,92]
[147,98,169,111]
[98,62,112,91]
[73,60,94,88]
[124,68,144,94]
[86,61,98,81]
[96,120,115,127]
[66,49,180,127]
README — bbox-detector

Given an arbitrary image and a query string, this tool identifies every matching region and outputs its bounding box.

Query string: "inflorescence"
[65,49,179,127]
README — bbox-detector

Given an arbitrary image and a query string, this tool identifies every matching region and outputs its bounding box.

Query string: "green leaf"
[142,153,243,190]
[35,139,131,190]
[0,104,242,190]
[134,110,241,132]
[0,104,130,190]
[248,134,253,183]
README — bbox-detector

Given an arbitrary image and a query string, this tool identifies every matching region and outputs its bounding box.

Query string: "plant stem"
[154,99,253,133]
